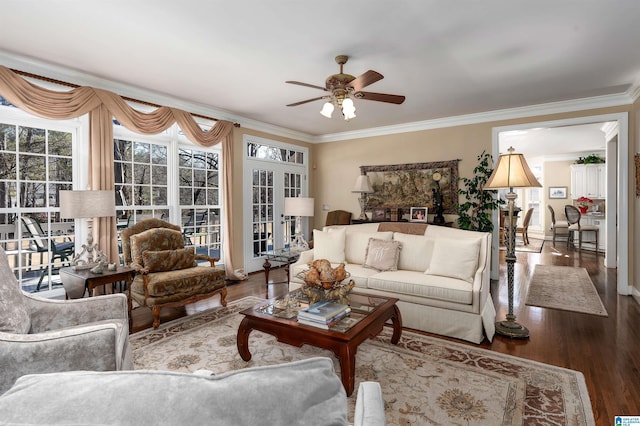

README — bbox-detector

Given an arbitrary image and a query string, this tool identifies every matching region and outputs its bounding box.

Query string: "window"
[0,107,77,293]
[113,124,224,263]
[114,137,169,223]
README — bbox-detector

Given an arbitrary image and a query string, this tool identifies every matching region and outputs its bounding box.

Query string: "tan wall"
[229,105,635,291]
[229,127,312,272]
[311,104,634,288]
[543,160,573,238]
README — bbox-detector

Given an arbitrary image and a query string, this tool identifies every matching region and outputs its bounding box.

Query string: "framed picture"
[410,207,428,222]
[372,208,386,221]
[549,186,567,199]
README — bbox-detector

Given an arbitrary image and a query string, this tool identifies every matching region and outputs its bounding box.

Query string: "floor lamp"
[352,174,373,221]
[484,147,541,338]
[284,196,314,252]
[59,190,116,271]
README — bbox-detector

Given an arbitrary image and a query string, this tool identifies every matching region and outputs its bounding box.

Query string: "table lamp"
[284,196,314,252]
[483,147,541,338]
[352,174,373,220]
[59,190,116,270]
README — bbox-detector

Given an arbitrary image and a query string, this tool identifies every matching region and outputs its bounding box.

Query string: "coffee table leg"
[262,258,272,298]
[336,344,356,396]
[390,304,403,344]
[237,317,253,361]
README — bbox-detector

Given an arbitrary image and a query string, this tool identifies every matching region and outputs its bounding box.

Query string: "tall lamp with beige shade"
[59,190,116,271]
[484,147,541,338]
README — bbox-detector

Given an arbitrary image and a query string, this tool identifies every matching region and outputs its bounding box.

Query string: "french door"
[243,136,308,273]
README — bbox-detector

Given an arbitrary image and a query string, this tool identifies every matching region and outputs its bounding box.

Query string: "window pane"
[48,157,73,182]
[19,127,45,154]
[152,165,167,185]
[133,142,150,163]
[21,155,46,181]
[0,123,16,150]
[151,144,167,165]
[48,131,72,156]
[0,152,16,179]
[134,164,150,184]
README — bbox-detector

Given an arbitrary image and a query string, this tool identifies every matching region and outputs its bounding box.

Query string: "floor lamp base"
[495,319,530,339]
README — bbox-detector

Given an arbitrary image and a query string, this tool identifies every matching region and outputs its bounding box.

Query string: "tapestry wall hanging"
[360,160,460,214]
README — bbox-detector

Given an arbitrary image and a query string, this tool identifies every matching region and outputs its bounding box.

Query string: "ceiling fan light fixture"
[320,101,334,118]
[341,97,356,120]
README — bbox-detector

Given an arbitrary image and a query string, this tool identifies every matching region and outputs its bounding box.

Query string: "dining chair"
[504,207,534,245]
[547,205,569,244]
[565,205,599,253]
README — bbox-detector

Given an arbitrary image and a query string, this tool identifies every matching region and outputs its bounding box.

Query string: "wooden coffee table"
[237,291,402,396]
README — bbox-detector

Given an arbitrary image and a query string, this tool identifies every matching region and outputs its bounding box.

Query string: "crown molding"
[312,92,634,143]
[0,50,633,145]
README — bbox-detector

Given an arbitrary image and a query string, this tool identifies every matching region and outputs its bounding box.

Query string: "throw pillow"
[142,247,196,273]
[0,247,30,334]
[130,228,184,267]
[344,231,393,265]
[313,228,346,263]
[363,238,402,271]
[424,238,481,283]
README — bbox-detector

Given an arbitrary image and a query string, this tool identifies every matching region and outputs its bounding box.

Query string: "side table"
[259,248,300,298]
[59,266,134,299]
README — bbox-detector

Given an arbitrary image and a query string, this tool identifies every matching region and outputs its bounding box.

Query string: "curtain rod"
[10,68,240,127]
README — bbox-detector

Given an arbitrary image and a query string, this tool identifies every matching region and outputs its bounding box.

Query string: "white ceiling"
[1,1,639,141]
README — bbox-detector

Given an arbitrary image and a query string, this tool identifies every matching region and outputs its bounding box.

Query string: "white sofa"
[290,222,495,344]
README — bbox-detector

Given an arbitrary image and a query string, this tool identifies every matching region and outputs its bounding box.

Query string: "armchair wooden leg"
[152,306,161,329]
[220,287,228,307]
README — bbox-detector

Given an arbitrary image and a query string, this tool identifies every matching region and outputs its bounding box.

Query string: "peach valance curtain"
[0,65,240,279]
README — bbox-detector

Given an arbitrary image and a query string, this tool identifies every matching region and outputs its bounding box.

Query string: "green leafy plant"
[457,151,505,232]
[583,154,605,164]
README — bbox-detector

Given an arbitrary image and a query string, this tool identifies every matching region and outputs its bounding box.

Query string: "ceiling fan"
[286,55,405,120]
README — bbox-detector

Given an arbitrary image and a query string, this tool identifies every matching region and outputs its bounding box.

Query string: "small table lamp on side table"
[352,174,373,221]
[483,147,541,339]
[284,197,314,252]
[59,190,116,271]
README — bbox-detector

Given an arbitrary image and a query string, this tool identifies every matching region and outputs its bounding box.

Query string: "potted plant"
[457,151,505,232]
[576,196,593,214]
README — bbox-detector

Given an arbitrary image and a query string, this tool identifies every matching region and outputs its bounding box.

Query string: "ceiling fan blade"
[286,96,326,107]
[355,91,406,104]
[347,70,384,92]
[285,81,328,91]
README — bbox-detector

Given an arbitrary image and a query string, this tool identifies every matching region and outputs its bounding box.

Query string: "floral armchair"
[0,246,132,395]
[121,218,227,329]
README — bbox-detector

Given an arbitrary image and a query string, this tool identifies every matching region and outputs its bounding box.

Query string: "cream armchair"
[0,246,132,395]
[121,218,227,329]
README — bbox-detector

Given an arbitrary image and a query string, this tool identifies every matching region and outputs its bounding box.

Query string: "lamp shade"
[59,190,116,219]
[284,197,314,217]
[484,147,541,190]
[352,175,373,193]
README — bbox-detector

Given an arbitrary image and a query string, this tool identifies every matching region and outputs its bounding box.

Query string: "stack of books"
[297,301,351,330]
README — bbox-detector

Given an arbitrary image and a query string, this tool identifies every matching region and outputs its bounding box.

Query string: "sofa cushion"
[393,232,435,272]
[345,231,393,265]
[130,228,185,267]
[424,237,481,283]
[368,270,473,304]
[0,357,348,425]
[142,247,196,273]
[363,238,402,272]
[0,247,30,334]
[313,228,346,263]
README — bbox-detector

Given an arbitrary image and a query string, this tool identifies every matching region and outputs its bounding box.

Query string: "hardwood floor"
[130,239,640,425]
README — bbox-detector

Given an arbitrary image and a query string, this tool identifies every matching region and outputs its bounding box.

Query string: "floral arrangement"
[576,196,593,208]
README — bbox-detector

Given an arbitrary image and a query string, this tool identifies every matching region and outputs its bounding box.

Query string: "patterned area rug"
[131,297,595,425]
[500,237,544,253]
[526,265,608,316]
